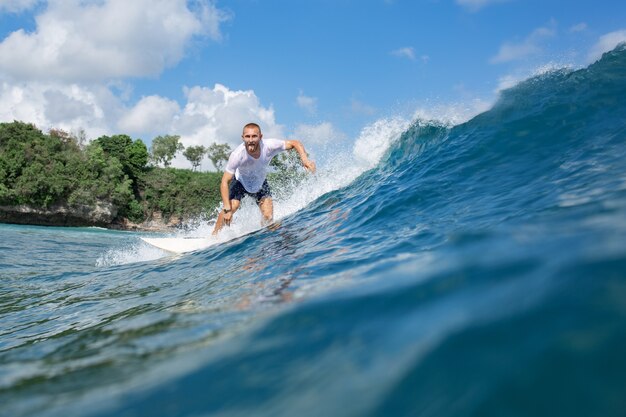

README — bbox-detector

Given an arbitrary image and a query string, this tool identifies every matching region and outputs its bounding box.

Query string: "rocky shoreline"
[0,204,184,232]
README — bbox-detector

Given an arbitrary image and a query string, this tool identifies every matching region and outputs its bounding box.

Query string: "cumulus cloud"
[296,90,318,115]
[44,89,96,123]
[0,81,119,138]
[0,0,231,82]
[490,22,556,63]
[587,29,626,63]
[118,95,180,134]
[195,0,232,42]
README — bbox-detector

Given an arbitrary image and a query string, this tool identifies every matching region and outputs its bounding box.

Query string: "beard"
[246,141,259,153]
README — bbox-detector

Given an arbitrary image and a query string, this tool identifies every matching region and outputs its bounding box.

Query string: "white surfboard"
[141,237,214,254]
[141,221,281,254]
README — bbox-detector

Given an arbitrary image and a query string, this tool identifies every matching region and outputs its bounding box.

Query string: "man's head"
[242,123,262,155]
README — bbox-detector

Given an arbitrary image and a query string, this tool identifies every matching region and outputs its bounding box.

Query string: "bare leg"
[212,199,240,235]
[258,197,274,226]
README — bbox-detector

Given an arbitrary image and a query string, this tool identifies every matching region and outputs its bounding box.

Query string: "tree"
[206,142,231,171]
[95,134,132,163]
[94,134,148,182]
[126,139,149,179]
[151,135,184,167]
[183,145,207,171]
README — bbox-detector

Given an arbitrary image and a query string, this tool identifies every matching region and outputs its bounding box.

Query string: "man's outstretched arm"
[285,140,316,173]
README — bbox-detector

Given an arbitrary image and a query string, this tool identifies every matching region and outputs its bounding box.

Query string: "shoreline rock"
[0,204,182,232]
[109,211,184,232]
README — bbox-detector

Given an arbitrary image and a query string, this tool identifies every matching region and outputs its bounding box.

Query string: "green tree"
[151,135,184,167]
[141,167,221,222]
[94,134,148,181]
[183,145,207,171]
[206,142,231,171]
[95,134,132,162]
[126,139,149,179]
[48,128,81,151]
[66,142,132,208]
[0,122,75,207]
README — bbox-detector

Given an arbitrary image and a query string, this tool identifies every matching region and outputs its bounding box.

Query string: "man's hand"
[223,210,233,225]
[303,159,316,173]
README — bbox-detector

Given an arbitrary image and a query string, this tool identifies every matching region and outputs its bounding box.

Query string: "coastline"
[0,204,186,233]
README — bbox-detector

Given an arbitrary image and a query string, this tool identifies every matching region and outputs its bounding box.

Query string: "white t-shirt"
[225,138,286,192]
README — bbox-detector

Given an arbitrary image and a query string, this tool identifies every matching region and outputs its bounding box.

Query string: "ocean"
[1,45,626,417]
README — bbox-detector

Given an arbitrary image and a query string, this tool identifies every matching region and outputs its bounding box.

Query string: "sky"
[0,0,625,170]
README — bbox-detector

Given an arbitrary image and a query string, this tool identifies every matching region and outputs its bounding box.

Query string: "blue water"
[2,45,626,417]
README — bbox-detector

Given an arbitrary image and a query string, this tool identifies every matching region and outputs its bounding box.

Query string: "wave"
[32,44,626,417]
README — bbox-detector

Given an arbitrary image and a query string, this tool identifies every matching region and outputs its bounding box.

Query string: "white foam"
[352,117,410,167]
[412,99,492,126]
[95,241,167,267]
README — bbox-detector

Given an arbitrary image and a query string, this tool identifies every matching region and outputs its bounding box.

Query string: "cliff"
[0,204,181,232]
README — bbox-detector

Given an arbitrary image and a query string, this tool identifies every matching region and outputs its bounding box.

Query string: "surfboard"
[141,237,214,254]
[141,221,281,254]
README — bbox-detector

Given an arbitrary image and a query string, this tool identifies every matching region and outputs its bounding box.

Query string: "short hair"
[243,123,261,134]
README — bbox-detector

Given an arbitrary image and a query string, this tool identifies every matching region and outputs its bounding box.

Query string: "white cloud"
[0,0,40,13]
[490,22,556,64]
[0,0,230,82]
[196,0,232,42]
[296,90,318,115]
[292,122,346,147]
[456,0,510,11]
[0,81,119,139]
[587,29,626,63]
[391,47,416,61]
[118,95,180,134]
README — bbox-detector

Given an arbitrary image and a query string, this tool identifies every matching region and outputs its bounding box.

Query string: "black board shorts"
[229,178,272,204]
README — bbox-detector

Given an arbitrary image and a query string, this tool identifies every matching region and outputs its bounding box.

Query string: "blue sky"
[0,0,625,169]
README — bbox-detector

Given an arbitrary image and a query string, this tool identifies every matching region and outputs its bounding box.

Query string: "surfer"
[212,123,316,235]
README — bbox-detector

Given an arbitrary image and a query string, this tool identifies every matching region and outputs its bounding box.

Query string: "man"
[212,123,316,235]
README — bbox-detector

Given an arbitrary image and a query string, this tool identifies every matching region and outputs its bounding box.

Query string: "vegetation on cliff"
[0,121,222,227]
